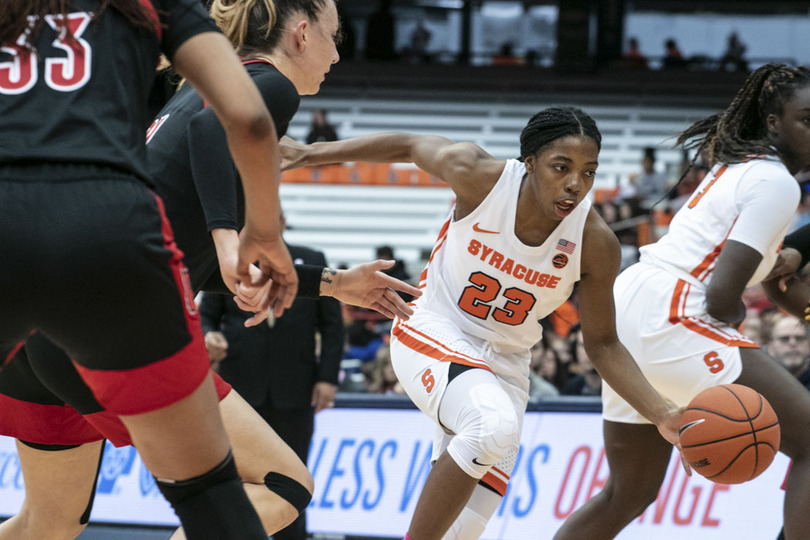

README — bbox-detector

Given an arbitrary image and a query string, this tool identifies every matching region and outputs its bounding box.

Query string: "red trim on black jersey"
[138,0,162,41]
[72,192,210,416]
[3,341,25,367]
[241,58,273,66]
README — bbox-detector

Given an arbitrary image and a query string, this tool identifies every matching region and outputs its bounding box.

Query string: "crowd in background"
[241,125,810,404]
[321,199,810,403]
[337,1,757,73]
[332,262,810,402]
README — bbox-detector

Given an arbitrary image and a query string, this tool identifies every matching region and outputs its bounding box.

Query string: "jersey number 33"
[1,12,92,95]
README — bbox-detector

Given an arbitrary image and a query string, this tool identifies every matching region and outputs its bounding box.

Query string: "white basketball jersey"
[641,157,799,288]
[412,159,590,351]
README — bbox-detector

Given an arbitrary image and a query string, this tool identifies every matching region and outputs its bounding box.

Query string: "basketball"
[679,383,780,485]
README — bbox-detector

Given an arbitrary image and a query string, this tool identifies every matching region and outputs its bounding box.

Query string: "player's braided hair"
[519,106,602,161]
[676,63,810,167]
[211,0,338,57]
[0,1,156,49]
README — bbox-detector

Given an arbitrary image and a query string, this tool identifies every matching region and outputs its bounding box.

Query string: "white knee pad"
[446,383,520,476]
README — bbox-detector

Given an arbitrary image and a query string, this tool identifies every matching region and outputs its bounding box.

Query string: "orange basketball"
[679,383,780,485]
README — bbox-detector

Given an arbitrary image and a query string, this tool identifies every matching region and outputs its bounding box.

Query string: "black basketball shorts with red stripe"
[0,167,210,418]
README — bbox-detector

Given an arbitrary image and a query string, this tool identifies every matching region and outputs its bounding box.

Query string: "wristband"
[295,264,324,299]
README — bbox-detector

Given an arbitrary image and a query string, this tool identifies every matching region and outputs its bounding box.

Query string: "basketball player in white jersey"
[281,106,684,540]
[555,64,810,540]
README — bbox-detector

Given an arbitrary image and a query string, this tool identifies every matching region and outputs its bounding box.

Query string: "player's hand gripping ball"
[679,384,780,485]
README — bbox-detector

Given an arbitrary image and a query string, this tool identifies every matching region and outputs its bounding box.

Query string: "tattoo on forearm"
[321,268,337,284]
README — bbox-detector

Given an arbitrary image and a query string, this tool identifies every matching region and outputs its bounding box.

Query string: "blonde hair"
[208,0,331,57]
[210,0,277,51]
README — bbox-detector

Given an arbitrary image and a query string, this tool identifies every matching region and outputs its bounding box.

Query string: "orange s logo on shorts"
[703,351,724,374]
[421,368,435,393]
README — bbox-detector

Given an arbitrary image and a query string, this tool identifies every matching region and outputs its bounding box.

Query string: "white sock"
[442,485,501,540]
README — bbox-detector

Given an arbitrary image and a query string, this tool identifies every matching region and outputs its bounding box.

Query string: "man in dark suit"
[199,233,344,540]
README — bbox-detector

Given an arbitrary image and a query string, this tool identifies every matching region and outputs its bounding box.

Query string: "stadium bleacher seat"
[280,93,718,269]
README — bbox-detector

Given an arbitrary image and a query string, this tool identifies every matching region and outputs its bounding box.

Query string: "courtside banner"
[0,407,788,538]
[0,437,180,526]
[306,409,787,539]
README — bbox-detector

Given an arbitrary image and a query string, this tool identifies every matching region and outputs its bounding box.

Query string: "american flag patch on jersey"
[556,239,576,254]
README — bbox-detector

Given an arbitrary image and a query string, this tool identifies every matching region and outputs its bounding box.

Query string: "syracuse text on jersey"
[467,239,562,289]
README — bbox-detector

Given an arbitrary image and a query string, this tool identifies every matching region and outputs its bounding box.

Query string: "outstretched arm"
[319,260,422,320]
[280,135,503,204]
[578,211,685,450]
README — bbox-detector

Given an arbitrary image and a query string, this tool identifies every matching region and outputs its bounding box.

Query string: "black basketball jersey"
[0,0,217,184]
[145,61,300,290]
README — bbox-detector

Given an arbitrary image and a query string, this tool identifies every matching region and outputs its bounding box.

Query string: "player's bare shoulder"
[440,142,503,181]
[442,142,505,208]
[581,206,621,276]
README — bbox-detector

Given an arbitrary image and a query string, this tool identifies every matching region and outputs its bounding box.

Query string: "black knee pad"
[156,450,239,505]
[264,471,312,514]
[155,450,267,538]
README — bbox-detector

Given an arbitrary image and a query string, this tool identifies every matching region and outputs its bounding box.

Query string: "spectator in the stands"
[376,245,413,302]
[364,343,406,394]
[594,201,618,225]
[541,323,574,375]
[623,37,648,70]
[306,108,339,144]
[406,16,432,64]
[668,150,710,212]
[662,38,687,69]
[767,315,810,390]
[528,342,560,398]
[530,342,566,395]
[720,31,748,73]
[561,324,602,396]
[343,319,384,365]
[740,309,764,345]
[492,42,519,66]
[629,147,669,207]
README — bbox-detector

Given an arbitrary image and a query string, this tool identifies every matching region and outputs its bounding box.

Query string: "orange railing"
[283,166,628,205]
[282,164,445,187]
